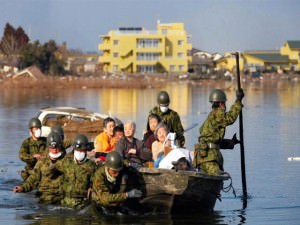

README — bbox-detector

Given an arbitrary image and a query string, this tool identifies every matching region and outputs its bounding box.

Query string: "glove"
[232,133,240,145]
[220,133,240,149]
[236,89,244,102]
[127,189,142,198]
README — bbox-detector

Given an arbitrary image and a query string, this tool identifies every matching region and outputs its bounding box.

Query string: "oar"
[234,52,248,209]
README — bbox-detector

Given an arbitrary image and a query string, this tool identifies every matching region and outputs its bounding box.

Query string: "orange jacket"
[94,131,116,153]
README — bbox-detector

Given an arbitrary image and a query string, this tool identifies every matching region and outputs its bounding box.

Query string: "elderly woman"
[151,122,171,167]
[115,120,152,168]
[143,113,161,151]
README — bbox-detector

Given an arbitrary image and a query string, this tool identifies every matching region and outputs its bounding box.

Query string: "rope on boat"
[222,172,236,198]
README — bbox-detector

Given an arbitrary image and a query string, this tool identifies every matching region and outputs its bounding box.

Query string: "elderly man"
[14,132,65,205]
[115,120,152,168]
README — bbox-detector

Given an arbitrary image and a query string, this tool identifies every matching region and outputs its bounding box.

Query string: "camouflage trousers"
[193,149,224,175]
[199,161,222,175]
[21,169,33,181]
[61,196,89,209]
[38,193,63,205]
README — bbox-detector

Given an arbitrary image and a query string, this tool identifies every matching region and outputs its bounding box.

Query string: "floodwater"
[0,79,299,225]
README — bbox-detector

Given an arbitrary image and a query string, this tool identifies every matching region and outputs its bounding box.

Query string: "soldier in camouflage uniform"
[51,125,72,153]
[149,91,185,147]
[13,132,65,205]
[193,89,244,175]
[19,118,47,181]
[92,151,144,213]
[54,134,96,209]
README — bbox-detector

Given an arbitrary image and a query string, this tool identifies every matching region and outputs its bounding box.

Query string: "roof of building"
[243,51,291,63]
[286,40,300,49]
[12,65,46,80]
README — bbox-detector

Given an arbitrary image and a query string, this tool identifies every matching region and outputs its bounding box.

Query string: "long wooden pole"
[234,52,248,209]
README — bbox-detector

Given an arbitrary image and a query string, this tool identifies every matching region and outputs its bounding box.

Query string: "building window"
[113,40,118,46]
[113,52,118,58]
[177,52,184,58]
[170,65,175,72]
[179,65,184,71]
[137,39,160,48]
[137,65,156,73]
[178,40,183,46]
[113,65,118,72]
[137,53,159,61]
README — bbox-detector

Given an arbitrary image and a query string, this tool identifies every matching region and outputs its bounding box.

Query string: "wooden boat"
[138,167,230,213]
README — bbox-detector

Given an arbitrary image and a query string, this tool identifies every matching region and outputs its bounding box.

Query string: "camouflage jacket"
[22,155,65,204]
[19,137,47,170]
[195,102,242,163]
[55,153,96,208]
[149,106,185,147]
[92,165,144,207]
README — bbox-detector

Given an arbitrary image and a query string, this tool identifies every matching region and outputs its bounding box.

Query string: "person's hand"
[127,189,142,198]
[128,148,136,154]
[95,157,104,166]
[33,153,42,160]
[13,186,24,193]
[87,149,95,157]
[236,89,245,102]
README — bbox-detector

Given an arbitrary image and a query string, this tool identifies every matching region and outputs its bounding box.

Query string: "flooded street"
[0,79,300,224]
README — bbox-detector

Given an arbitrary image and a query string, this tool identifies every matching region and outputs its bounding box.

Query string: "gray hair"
[154,121,169,140]
[124,120,136,131]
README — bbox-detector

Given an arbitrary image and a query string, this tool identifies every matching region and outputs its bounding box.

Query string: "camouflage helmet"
[157,91,170,105]
[209,89,227,103]
[51,125,64,140]
[105,151,123,171]
[28,118,42,129]
[47,132,62,148]
[72,134,88,151]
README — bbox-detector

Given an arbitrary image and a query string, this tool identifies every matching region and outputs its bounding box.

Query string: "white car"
[35,106,122,139]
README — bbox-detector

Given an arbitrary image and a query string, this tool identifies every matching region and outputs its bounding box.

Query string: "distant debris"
[12,66,46,81]
[288,157,300,161]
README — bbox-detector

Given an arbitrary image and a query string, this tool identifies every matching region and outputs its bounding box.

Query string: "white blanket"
[158,148,194,169]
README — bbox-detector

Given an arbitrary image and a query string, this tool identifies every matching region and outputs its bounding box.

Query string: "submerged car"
[35,106,122,140]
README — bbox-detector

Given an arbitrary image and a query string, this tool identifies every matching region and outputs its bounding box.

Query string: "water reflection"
[20,209,249,225]
[1,79,300,225]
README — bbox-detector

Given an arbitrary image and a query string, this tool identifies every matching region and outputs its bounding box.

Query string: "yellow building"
[242,50,294,71]
[216,52,244,72]
[99,22,192,73]
[280,40,300,69]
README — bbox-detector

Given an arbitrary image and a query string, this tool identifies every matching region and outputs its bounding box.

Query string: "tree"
[15,26,30,51]
[0,23,29,56]
[0,23,30,70]
[19,39,65,75]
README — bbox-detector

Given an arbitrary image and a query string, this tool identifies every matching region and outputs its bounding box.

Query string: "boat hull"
[138,168,229,213]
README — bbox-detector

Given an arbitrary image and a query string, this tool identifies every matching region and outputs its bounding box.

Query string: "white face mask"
[74,150,86,162]
[33,129,41,138]
[49,152,62,159]
[160,106,169,113]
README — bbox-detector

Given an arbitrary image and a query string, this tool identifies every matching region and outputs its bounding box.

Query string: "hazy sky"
[1,0,299,54]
